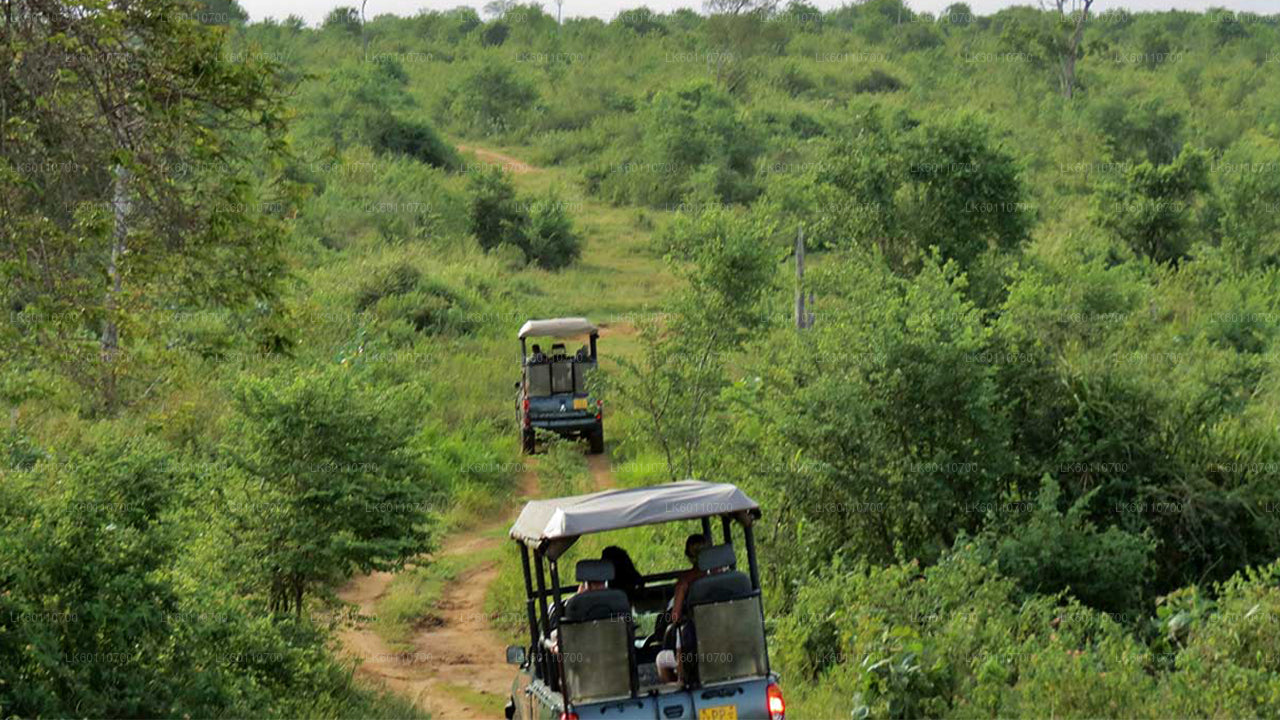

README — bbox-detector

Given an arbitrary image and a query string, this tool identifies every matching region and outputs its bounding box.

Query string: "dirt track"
[457,144,539,175]
[336,143,621,717]
[337,473,530,718]
[338,455,617,717]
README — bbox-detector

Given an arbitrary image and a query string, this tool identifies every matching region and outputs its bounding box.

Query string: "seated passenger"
[655,534,709,683]
[601,546,643,602]
[528,343,547,364]
[670,533,709,625]
[575,345,590,363]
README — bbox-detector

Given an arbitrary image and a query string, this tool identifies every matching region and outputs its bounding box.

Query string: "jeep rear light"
[595,399,602,421]
[559,713,578,720]
[523,397,531,427]
[767,682,785,720]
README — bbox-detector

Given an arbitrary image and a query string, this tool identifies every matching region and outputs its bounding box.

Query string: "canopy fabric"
[518,318,598,339]
[510,480,760,547]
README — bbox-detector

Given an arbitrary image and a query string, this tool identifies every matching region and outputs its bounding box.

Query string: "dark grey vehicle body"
[517,318,603,454]
[505,482,786,720]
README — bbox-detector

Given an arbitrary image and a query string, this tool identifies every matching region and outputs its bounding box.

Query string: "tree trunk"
[102,165,128,412]
[1060,0,1093,99]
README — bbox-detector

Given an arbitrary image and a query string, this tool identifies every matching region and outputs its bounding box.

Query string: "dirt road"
[337,480,528,718]
[336,142,621,717]
[457,144,539,175]
[338,455,616,717]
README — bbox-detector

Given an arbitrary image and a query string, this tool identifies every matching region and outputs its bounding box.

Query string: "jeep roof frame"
[519,317,599,364]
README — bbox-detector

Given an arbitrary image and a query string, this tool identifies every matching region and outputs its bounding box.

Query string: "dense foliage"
[4,0,1280,717]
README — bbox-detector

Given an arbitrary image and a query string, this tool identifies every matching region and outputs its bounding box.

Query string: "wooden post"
[794,225,807,330]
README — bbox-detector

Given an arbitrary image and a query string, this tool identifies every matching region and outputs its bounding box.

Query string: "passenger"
[529,344,547,364]
[658,534,724,683]
[601,546,643,601]
[575,345,590,363]
[669,533,709,625]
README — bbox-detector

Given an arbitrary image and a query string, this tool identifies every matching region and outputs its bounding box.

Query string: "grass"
[537,435,590,497]
[452,137,679,320]
[436,681,508,717]
[373,550,498,650]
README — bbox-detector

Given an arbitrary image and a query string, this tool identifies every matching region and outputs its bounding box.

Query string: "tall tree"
[1059,0,1095,99]
[0,0,291,413]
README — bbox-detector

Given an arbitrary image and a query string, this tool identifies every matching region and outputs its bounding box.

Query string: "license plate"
[573,398,588,410]
[699,707,737,720]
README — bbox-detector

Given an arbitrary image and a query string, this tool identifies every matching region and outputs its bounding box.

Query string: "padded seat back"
[573,361,595,394]
[687,543,752,606]
[526,364,552,397]
[551,359,574,394]
[687,571,753,606]
[564,588,631,623]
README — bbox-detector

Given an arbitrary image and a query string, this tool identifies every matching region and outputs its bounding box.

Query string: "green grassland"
[4,1,1280,718]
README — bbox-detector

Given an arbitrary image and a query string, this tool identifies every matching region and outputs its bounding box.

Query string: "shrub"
[774,547,1151,720]
[468,165,528,252]
[852,68,906,93]
[985,475,1156,616]
[480,20,509,46]
[441,59,538,136]
[224,367,438,616]
[1091,146,1210,264]
[524,192,583,270]
[467,168,583,270]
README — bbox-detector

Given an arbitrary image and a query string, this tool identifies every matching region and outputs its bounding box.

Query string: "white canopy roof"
[510,480,760,550]
[518,317,598,339]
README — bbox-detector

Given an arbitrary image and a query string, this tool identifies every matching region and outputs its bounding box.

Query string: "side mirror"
[506,644,526,665]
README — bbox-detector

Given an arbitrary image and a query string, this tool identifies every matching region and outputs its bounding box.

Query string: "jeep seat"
[564,560,630,622]
[687,544,752,605]
[682,545,766,685]
[558,560,637,703]
[551,359,574,395]
[526,364,552,397]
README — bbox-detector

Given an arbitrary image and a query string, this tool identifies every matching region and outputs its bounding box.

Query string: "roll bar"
[515,512,766,690]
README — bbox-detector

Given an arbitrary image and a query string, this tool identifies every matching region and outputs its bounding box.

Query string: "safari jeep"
[504,481,785,720]
[516,318,604,454]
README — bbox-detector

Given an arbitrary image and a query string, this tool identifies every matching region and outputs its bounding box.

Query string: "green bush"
[852,68,906,93]
[223,366,438,616]
[984,475,1156,616]
[440,58,538,136]
[467,167,582,269]
[524,192,584,270]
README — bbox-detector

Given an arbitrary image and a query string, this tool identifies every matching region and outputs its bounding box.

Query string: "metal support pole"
[743,523,761,591]
[519,543,539,670]
[550,560,563,609]
[744,522,770,673]
[534,551,551,680]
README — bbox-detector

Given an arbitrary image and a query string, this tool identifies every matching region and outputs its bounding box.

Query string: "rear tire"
[521,428,536,455]
[588,425,605,455]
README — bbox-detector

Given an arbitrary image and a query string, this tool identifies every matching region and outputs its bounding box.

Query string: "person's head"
[531,344,542,354]
[601,546,641,590]
[684,533,709,566]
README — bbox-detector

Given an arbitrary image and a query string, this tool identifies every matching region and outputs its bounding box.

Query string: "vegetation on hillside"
[3,0,1280,717]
